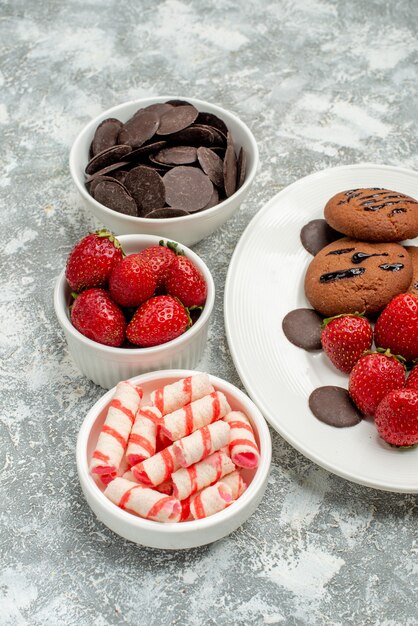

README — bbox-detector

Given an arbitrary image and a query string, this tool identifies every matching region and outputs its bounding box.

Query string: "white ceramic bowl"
[70,96,259,246]
[77,370,272,549]
[54,235,215,389]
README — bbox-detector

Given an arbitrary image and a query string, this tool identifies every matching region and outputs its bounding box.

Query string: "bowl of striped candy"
[77,370,272,549]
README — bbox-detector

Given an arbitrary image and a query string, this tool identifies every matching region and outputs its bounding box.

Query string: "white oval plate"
[225,163,418,493]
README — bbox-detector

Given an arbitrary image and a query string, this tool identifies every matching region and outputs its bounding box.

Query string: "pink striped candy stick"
[156,427,172,451]
[90,381,143,480]
[160,391,231,442]
[131,444,180,487]
[122,470,174,494]
[171,449,235,500]
[172,420,231,468]
[126,406,161,466]
[221,470,247,498]
[150,372,214,416]
[105,477,181,523]
[224,411,260,469]
[190,482,233,520]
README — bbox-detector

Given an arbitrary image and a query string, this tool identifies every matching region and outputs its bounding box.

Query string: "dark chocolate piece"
[163,166,213,212]
[92,118,123,156]
[199,186,219,211]
[282,308,323,351]
[93,180,138,216]
[157,105,199,136]
[196,111,228,137]
[300,219,343,256]
[118,109,160,148]
[143,103,174,118]
[197,147,224,188]
[166,99,193,107]
[154,146,197,166]
[111,169,128,184]
[124,166,165,214]
[85,145,132,175]
[123,141,168,162]
[85,161,130,183]
[309,386,362,428]
[89,175,128,196]
[236,147,247,189]
[169,124,217,147]
[223,132,237,198]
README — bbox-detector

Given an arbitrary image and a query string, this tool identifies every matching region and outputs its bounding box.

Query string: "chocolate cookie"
[324,188,418,242]
[405,246,418,297]
[304,238,412,316]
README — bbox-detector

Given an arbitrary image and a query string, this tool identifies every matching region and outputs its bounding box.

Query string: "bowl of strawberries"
[54,231,215,389]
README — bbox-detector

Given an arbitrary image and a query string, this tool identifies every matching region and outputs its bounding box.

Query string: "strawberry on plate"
[65,230,123,292]
[109,254,156,308]
[374,293,418,361]
[71,288,126,347]
[321,313,373,373]
[348,351,405,417]
[126,295,190,347]
[375,389,418,446]
[165,256,207,308]
[136,243,177,289]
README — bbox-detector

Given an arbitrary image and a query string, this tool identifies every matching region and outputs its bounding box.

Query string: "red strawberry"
[136,244,177,289]
[71,288,126,347]
[375,389,418,446]
[65,230,123,292]
[165,256,207,307]
[321,314,373,373]
[348,351,405,416]
[406,364,418,390]
[374,293,418,361]
[109,254,156,307]
[126,295,189,347]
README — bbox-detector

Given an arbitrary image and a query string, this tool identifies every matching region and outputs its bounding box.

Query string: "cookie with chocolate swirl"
[304,238,412,316]
[324,188,418,242]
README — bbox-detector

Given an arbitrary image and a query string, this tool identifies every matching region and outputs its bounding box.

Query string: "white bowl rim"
[69,95,259,224]
[54,234,215,355]
[77,369,272,536]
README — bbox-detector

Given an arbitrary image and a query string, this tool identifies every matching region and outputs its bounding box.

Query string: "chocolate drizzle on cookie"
[351,251,388,264]
[337,189,361,204]
[326,247,355,256]
[319,267,366,283]
[379,263,404,272]
[336,188,418,213]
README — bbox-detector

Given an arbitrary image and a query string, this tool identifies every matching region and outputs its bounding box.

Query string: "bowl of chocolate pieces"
[70,97,259,246]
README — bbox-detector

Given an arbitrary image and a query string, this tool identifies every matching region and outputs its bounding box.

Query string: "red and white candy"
[190,482,233,520]
[126,406,160,466]
[90,381,143,481]
[172,420,231,468]
[160,391,231,441]
[171,449,235,500]
[221,470,247,499]
[224,411,260,469]
[131,443,181,487]
[92,374,259,523]
[151,372,214,416]
[105,477,181,523]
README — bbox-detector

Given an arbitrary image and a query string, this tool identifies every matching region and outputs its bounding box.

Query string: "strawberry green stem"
[321,312,365,329]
